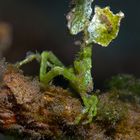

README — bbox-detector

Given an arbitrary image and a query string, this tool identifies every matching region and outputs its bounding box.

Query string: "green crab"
[17,0,124,124]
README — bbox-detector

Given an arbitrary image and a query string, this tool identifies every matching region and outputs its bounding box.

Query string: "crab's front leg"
[16,51,64,68]
[39,51,80,88]
[16,52,41,68]
[16,50,65,83]
[39,51,64,84]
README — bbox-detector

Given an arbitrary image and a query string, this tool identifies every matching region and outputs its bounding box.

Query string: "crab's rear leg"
[82,94,98,124]
[69,94,98,125]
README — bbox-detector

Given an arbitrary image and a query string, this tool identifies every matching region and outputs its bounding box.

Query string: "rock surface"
[0,62,139,139]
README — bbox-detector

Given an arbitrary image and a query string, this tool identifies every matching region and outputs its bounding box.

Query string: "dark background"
[0,0,139,139]
[0,0,139,88]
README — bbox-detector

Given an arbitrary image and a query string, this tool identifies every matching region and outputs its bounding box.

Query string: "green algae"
[107,74,140,104]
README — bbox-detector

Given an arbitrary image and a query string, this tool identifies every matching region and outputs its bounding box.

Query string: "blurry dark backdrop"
[0,0,139,88]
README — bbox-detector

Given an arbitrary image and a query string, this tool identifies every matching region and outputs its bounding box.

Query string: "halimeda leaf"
[67,0,94,35]
[86,6,124,47]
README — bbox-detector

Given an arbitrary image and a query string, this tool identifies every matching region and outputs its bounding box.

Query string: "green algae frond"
[67,0,124,46]
[107,74,140,104]
[87,6,124,46]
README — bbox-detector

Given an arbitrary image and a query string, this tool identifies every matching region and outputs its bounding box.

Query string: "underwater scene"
[0,0,140,140]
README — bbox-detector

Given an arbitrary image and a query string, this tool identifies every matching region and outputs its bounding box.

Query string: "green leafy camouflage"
[86,6,124,46]
[18,0,124,125]
[67,0,94,35]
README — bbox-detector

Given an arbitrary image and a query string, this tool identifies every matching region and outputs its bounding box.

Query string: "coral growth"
[0,61,140,139]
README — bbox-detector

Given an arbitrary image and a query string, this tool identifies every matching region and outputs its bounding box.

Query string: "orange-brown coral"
[0,63,140,140]
[0,64,82,139]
